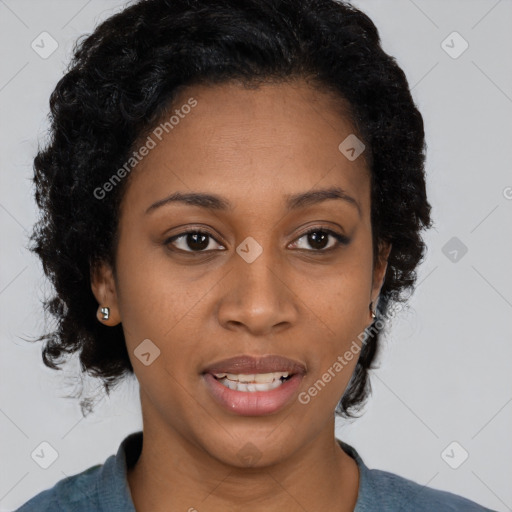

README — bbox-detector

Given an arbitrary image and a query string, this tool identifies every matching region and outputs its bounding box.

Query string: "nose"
[216,246,299,337]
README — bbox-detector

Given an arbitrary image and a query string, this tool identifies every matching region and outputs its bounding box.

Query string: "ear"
[90,260,122,326]
[370,240,392,308]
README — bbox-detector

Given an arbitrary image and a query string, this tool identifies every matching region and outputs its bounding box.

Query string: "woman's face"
[92,79,390,467]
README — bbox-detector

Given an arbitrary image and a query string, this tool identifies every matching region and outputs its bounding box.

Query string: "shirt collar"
[337,438,375,511]
[96,431,141,512]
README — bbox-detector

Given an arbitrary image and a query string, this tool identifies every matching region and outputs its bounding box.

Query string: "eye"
[289,227,350,252]
[165,226,350,254]
[165,230,225,253]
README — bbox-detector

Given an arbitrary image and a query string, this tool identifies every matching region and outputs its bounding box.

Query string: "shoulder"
[337,440,497,512]
[363,466,496,512]
[15,431,141,512]
[14,462,105,512]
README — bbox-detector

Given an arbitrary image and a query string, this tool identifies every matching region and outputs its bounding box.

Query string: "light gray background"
[1,1,511,510]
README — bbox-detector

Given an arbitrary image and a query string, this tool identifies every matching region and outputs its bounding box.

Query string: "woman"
[16,0,497,510]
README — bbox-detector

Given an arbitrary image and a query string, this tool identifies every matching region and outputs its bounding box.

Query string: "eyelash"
[164,226,350,254]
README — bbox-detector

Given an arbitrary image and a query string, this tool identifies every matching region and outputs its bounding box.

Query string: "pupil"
[187,232,209,251]
[309,231,328,250]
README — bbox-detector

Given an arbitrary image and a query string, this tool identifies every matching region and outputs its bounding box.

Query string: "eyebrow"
[145,186,361,217]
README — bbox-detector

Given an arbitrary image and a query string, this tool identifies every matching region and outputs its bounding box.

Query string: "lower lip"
[202,373,303,416]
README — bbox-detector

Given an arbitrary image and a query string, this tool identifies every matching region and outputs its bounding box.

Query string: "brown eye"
[165,231,225,253]
[289,228,350,252]
[165,227,349,255]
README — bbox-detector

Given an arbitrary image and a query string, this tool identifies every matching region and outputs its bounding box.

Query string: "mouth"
[211,371,293,392]
[202,354,306,377]
[201,355,306,416]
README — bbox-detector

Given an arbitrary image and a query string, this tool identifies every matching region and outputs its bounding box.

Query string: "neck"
[127,401,359,512]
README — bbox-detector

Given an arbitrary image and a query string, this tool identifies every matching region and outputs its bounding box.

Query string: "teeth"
[213,372,289,383]
[226,373,254,383]
[212,372,291,392]
[254,372,289,383]
[218,378,285,392]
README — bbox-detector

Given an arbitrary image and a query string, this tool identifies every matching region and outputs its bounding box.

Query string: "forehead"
[120,79,370,218]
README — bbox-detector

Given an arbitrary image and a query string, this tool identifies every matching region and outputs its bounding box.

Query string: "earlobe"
[90,261,122,326]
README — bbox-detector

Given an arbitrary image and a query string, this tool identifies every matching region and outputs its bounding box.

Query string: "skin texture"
[91,79,391,512]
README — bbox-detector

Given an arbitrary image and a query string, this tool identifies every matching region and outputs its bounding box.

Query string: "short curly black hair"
[28,0,432,417]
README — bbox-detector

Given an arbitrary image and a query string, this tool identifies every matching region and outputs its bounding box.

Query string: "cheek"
[299,262,372,404]
[299,304,365,415]
[113,235,204,359]
[314,260,373,335]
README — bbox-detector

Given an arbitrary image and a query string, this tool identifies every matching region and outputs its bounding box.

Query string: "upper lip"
[202,355,307,375]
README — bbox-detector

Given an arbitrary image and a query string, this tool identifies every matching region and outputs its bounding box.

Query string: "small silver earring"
[100,306,110,320]
[369,302,376,319]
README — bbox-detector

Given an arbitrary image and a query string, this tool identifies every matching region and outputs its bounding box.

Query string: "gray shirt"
[15,431,497,511]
